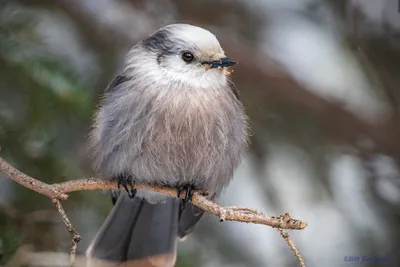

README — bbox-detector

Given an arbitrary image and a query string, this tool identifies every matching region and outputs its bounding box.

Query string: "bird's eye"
[181,51,194,62]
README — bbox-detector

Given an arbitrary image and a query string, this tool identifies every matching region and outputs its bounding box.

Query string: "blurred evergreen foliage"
[0,3,98,263]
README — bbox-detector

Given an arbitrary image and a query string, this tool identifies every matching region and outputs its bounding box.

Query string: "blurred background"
[1,0,400,266]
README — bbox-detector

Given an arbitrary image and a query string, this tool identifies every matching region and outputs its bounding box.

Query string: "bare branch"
[0,157,68,200]
[54,178,307,230]
[0,155,308,267]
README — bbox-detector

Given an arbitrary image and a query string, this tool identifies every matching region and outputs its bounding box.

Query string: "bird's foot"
[116,174,137,198]
[177,184,196,210]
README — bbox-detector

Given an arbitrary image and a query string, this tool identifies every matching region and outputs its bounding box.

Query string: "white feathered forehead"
[164,24,223,53]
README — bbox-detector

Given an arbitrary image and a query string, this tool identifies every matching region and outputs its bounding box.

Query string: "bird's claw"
[177,184,196,210]
[116,175,137,198]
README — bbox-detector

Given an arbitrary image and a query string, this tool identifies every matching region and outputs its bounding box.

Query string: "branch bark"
[0,156,307,267]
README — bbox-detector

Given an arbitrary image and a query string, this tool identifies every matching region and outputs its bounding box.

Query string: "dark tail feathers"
[86,193,180,266]
[86,191,206,267]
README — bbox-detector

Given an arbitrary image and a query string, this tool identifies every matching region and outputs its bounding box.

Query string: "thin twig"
[52,199,81,267]
[278,215,306,267]
[0,156,308,267]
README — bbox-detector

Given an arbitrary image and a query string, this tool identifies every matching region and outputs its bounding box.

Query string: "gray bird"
[86,24,249,267]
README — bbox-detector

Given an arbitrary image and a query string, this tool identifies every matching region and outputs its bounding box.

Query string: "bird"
[86,23,249,267]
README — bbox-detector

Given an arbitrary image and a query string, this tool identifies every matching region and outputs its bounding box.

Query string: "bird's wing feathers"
[105,75,131,93]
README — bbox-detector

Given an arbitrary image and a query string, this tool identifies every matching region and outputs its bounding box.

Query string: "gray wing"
[105,75,131,93]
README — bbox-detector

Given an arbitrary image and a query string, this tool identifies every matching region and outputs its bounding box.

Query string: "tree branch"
[0,156,308,267]
[0,156,68,200]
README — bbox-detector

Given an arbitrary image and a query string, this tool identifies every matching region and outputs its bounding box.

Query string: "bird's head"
[126,24,236,89]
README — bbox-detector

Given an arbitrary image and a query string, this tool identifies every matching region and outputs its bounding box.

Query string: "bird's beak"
[201,57,237,69]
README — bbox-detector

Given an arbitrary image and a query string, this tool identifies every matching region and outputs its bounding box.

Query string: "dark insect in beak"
[201,57,237,69]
